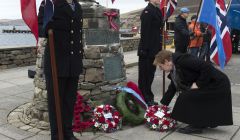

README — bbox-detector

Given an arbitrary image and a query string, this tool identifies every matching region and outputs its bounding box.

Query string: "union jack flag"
[160,0,177,19]
[210,0,232,66]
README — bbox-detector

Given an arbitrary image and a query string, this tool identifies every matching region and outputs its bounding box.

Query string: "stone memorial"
[8,0,126,133]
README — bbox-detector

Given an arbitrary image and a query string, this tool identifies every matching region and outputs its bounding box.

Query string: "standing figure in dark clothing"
[231,29,240,54]
[138,0,163,106]
[174,7,191,53]
[154,50,233,134]
[38,0,83,139]
[199,23,212,62]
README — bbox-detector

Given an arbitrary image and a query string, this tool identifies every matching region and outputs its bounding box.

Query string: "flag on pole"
[20,0,39,43]
[227,0,240,30]
[160,0,177,19]
[198,0,232,69]
[43,0,54,28]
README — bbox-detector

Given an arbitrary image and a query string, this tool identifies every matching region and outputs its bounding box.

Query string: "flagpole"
[48,29,64,140]
[193,0,203,32]
[162,0,168,97]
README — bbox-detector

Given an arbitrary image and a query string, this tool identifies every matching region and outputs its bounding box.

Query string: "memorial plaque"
[85,29,120,45]
[103,55,123,81]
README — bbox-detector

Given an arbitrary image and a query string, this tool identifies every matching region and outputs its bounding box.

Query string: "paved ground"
[0,50,240,140]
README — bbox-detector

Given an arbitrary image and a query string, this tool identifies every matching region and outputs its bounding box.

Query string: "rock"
[28,128,41,133]
[85,68,104,82]
[42,112,49,122]
[20,125,33,130]
[84,47,101,59]
[79,82,96,90]
[38,130,51,135]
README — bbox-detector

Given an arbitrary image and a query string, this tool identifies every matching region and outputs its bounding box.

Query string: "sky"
[0,0,147,19]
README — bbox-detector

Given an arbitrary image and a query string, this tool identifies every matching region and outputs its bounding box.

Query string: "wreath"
[144,105,177,132]
[92,105,122,133]
[116,92,145,125]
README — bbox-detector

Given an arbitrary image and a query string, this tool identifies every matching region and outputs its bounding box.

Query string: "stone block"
[84,47,101,59]
[83,59,103,68]
[85,68,104,82]
[79,82,96,90]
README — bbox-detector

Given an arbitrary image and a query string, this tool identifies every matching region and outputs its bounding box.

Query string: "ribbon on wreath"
[104,10,119,31]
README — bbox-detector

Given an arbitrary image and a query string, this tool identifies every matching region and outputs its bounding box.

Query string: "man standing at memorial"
[174,7,191,53]
[39,0,84,139]
[138,0,163,106]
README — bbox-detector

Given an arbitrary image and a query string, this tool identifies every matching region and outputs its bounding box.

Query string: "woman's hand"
[191,82,198,89]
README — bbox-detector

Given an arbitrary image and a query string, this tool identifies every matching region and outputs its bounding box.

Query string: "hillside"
[0,19,26,26]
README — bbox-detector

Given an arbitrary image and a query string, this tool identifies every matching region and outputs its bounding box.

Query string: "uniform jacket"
[174,15,190,53]
[138,3,163,58]
[188,21,203,48]
[39,0,84,77]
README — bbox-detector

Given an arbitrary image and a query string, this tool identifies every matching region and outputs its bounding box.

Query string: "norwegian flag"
[209,0,232,66]
[160,0,177,19]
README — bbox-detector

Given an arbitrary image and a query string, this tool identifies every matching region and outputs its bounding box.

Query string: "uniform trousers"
[138,56,156,103]
[45,76,79,140]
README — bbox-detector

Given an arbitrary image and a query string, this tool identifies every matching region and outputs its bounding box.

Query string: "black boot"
[178,125,203,134]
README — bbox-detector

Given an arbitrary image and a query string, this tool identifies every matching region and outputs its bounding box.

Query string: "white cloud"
[0,0,147,19]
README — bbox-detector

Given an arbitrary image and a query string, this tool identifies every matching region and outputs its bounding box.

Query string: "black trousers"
[138,57,156,103]
[45,76,79,140]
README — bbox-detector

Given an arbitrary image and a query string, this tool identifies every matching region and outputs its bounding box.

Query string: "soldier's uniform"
[38,0,83,139]
[138,2,163,105]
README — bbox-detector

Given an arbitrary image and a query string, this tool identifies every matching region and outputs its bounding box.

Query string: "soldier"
[174,7,192,53]
[38,0,83,139]
[138,0,163,106]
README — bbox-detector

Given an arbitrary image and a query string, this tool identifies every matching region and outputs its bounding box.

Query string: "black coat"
[41,0,84,77]
[161,53,233,126]
[138,3,163,58]
[174,15,190,53]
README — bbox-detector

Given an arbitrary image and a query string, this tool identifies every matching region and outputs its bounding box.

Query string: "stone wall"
[120,37,140,52]
[0,38,140,70]
[0,46,37,69]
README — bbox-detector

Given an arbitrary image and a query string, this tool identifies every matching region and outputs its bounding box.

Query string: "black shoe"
[178,125,203,134]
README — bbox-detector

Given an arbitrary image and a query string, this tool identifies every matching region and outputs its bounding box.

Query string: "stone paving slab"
[163,132,212,140]
[0,124,35,140]
[0,96,29,111]
[74,132,105,140]
[0,86,33,98]
[15,91,34,100]
[24,134,50,140]
[0,134,13,140]
[104,125,169,140]
[4,77,33,86]
[192,125,239,140]
[233,112,240,126]
[232,127,240,140]
[0,81,15,89]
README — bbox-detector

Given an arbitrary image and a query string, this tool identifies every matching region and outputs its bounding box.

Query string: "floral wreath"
[144,105,177,132]
[92,105,122,133]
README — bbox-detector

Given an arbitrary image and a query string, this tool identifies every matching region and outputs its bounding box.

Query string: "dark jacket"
[40,0,84,77]
[174,15,190,53]
[161,53,233,126]
[138,3,163,58]
[38,0,45,38]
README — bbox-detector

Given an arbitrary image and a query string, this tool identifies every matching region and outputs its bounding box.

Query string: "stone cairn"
[8,1,126,134]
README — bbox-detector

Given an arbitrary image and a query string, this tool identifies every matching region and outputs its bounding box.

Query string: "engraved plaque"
[103,55,123,81]
[85,29,119,45]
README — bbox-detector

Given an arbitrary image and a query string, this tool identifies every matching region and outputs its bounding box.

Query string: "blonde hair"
[153,50,173,66]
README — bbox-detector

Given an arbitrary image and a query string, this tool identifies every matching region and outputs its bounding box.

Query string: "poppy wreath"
[92,105,122,133]
[144,105,177,132]
[116,92,145,125]
[72,94,94,132]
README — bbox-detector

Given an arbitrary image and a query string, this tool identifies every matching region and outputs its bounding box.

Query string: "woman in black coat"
[153,50,233,134]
